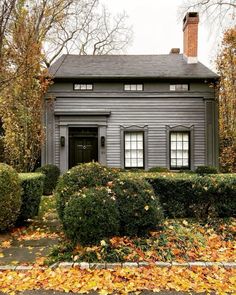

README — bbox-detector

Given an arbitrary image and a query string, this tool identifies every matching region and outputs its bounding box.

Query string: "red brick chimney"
[183,12,199,64]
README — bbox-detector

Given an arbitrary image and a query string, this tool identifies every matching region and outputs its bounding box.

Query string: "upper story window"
[170,84,189,91]
[124,84,143,91]
[74,83,93,91]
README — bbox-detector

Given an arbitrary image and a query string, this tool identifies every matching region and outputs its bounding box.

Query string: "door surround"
[69,127,98,168]
[58,115,108,172]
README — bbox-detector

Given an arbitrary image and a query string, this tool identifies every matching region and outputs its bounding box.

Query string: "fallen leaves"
[58,218,236,264]
[0,266,235,295]
[10,226,61,241]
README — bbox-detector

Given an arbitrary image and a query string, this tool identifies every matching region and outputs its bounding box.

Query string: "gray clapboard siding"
[53,95,206,169]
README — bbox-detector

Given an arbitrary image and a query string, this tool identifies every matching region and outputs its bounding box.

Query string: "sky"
[100,0,224,70]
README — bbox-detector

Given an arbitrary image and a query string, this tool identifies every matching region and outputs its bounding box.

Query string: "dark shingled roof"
[49,54,218,80]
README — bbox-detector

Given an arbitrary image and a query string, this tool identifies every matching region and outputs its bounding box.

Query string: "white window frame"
[124,84,143,91]
[74,83,93,91]
[120,125,148,170]
[166,125,194,170]
[124,131,144,168]
[170,84,189,91]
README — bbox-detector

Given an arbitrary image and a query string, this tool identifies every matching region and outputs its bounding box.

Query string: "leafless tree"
[180,0,235,29]
[0,0,17,67]
[43,0,132,66]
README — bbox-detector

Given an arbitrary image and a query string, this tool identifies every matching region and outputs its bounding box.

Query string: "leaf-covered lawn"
[0,266,235,294]
[50,218,236,264]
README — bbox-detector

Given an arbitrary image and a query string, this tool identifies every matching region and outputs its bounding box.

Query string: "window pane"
[177,133,182,141]
[125,141,130,149]
[177,150,183,158]
[183,134,189,141]
[137,150,143,158]
[177,159,183,167]
[183,151,188,158]
[171,133,177,141]
[125,133,130,141]
[171,151,176,158]
[137,84,143,91]
[124,84,131,91]
[131,159,137,166]
[171,141,176,149]
[137,142,143,149]
[126,159,131,167]
[177,142,182,149]
[183,142,189,150]
[183,159,189,166]
[74,84,81,90]
[137,133,143,141]
[171,159,177,166]
[170,85,176,91]
[137,159,143,167]
[131,141,136,149]
[87,84,93,90]
[130,133,136,141]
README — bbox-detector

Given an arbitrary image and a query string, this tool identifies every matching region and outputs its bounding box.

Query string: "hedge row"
[18,173,45,222]
[0,163,22,231]
[147,174,236,219]
[0,163,59,231]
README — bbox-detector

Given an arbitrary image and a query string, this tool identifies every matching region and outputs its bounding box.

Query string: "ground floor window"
[170,131,190,169]
[124,131,144,168]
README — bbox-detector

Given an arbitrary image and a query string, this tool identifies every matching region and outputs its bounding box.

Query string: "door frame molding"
[58,115,108,172]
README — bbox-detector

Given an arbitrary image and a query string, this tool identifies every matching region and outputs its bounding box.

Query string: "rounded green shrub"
[63,186,120,245]
[55,162,119,220]
[195,166,218,175]
[17,173,45,223]
[148,166,170,173]
[36,164,60,195]
[112,179,163,236]
[0,163,22,231]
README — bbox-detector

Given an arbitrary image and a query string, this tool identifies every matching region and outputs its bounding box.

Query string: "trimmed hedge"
[18,173,45,222]
[63,187,120,245]
[56,162,119,221]
[148,166,170,173]
[0,163,22,231]
[195,166,218,175]
[36,164,60,195]
[112,178,163,236]
[148,174,236,219]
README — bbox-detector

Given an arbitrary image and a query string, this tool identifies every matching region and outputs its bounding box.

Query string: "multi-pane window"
[170,132,190,169]
[170,84,189,91]
[74,83,93,90]
[125,132,144,168]
[124,84,143,91]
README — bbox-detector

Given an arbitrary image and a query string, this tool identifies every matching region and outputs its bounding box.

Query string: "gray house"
[43,12,219,172]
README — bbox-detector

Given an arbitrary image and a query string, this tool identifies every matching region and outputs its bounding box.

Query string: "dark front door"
[69,128,98,168]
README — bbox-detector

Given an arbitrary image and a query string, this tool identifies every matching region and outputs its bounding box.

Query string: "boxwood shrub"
[63,186,120,245]
[18,173,45,222]
[55,162,119,220]
[0,163,22,231]
[148,174,236,219]
[112,178,163,236]
[36,164,60,195]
